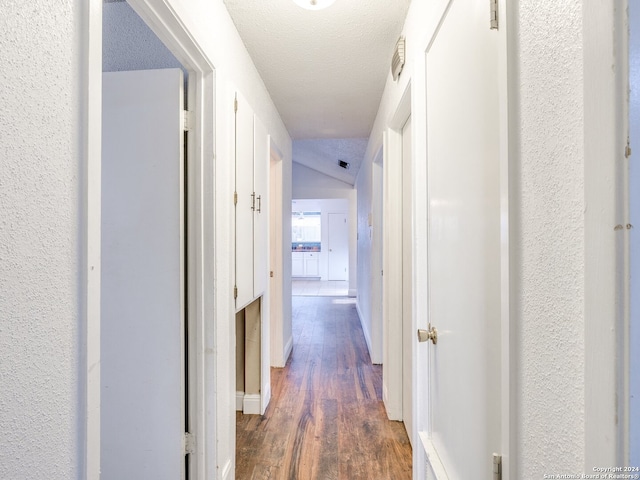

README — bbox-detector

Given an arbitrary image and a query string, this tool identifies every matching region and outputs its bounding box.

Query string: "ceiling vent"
[338,160,350,170]
[391,36,405,81]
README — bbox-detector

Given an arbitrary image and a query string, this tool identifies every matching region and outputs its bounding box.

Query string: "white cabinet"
[292,252,304,276]
[304,252,319,276]
[292,251,320,277]
[235,91,269,310]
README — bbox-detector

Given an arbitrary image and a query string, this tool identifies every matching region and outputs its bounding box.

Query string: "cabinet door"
[304,253,319,277]
[235,91,255,309]
[292,252,304,276]
[253,115,269,297]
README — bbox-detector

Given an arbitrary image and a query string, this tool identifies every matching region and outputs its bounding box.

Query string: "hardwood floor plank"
[236,296,412,480]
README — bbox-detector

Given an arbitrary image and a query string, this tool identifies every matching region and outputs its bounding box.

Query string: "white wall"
[0,2,85,479]
[292,163,357,296]
[103,2,184,75]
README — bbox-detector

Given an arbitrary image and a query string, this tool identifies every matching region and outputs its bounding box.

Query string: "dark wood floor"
[236,296,412,480]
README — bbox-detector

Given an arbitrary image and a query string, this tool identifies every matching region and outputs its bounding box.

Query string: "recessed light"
[293,0,337,11]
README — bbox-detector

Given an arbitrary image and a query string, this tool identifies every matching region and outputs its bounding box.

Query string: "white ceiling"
[224,0,410,183]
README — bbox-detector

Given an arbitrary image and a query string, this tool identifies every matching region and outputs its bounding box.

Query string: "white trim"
[236,391,244,411]
[219,459,232,480]
[499,0,517,478]
[283,335,294,363]
[383,82,411,424]
[348,288,357,297]
[83,2,102,479]
[419,433,449,480]
[584,0,628,469]
[242,394,262,415]
[260,383,271,415]
[356,301,374,362]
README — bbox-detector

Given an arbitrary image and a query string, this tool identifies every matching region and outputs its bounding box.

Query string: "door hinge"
[183,110,194,131]
[234,96,238,113]
[270,271,274,278]
[234,191,238,206]
[234,285,238,299]
[493,453,502,480]
[490,0,498,30]
[626,139,632,158]
[184,432,196,455]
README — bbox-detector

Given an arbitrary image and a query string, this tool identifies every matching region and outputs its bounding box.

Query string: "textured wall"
[103,1,184,74]
[0,1,83,479]
[516,0,585,475]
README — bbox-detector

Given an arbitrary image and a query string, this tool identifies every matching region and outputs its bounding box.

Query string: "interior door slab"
[102,68,185,480]
[422,0,502,477]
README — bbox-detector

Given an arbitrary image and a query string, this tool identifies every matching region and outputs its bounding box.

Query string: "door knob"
[417,325,438,344]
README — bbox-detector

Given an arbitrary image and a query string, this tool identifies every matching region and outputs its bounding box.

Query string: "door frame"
[584,0,630,469]
[84,1,216,479]
[382,82,411,422]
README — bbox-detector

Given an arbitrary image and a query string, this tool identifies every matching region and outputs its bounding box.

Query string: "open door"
[418,0,502,477]
[101,68,187,479]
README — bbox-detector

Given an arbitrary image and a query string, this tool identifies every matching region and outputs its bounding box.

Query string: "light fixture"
[293,0,337,11]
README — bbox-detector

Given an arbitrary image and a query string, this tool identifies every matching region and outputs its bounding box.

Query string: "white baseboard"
[243,393,261,415]
[236,391,244,411]
[284,335,293,363]
[348,288,357,297]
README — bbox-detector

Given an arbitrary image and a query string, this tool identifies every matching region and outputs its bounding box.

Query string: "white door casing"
[328,213,349,281]
[101,68,185,479]
[401,116,413,445]
[420,0,502,477]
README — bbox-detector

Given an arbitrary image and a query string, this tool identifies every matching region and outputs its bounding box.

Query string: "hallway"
[236,296,412,479]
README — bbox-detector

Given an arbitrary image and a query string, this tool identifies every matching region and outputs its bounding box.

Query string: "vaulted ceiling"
[224,0,410,184]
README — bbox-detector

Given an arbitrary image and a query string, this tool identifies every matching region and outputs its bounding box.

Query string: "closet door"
[102,68,185,479]
[235,91,255,309]
[253,115,269,297]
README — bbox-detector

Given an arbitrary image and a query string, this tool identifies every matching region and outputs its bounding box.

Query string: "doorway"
[93,1,216,478]
[291,198,350,297]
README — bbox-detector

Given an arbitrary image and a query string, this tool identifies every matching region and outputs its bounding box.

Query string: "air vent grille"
[392,36,405,81]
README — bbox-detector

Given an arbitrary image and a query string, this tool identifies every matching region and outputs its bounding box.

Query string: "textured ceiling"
[293,138,368,185]
[224,0,410,183]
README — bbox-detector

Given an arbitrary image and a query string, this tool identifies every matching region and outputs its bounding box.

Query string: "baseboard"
[236,391,244,411]
[220,458,232,480]
[243,393,261,415]
[348,288,357,297]
[356,301,374,362]
[284,335,293,363]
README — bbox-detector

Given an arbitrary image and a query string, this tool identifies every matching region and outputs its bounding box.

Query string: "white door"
[420,0,502,478]
[328,213,348,281]
[101,69,186,480]
[401,116,413,444]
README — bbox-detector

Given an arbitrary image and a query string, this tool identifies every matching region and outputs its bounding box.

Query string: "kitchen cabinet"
[292,251,320,277]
